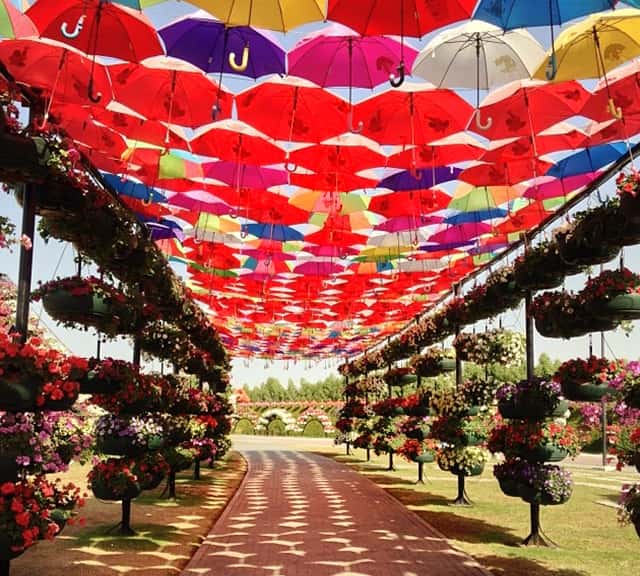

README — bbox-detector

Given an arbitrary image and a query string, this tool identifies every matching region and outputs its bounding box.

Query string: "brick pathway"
[182,451,489,576]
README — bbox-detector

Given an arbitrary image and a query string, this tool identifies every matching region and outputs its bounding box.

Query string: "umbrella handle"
[142,194,153,206]
[389,62,405,88]
[347,110,363,134]
[472,108,492,131]
[61,15,86,39]
[608,98,623,120]
[409,165,421,179]
[229,45,250,73]
[285,157,298,173]
[212,103,222,121]
[87,78,102,104]
[545,53,557,81]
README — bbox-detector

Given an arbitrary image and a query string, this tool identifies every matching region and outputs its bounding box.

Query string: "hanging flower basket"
[413,452,435,464]
[0,374,42,412]
[562,380,617,402]
[554,357,623,402]
[0,452,20,483]
[383,367,417,387]
[581,268,640,322]
[525,444,568,463]
[92,481,141,501]
[498,477,521,498]
[601,293,640,320]
[32,276,136,336]
[448,461,485,477]
[89,458,141,501]
[498,398,569,421]
[410,348,456,377]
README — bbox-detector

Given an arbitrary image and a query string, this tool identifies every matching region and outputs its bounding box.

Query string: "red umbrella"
[472,79,590,141]
[49,106,127,157]
[480,124,586,163]
[387,133,485,170]
[327,0,476,37]
[458,158,554,186]
[496,202,552,234]
[213,188,311,225]
[354,83,473,146]
[581,60,640,122]
[85,101,190,151]
[235,76,349,143]
[305,226,369,246]
[27,0,163,62]
[369,188,451,218]
[288,133,386,174]
[190,120,286,166]
[583,116,640,147]
[289,171,378,192]
[109,57,231,128]
[0,38,112,107]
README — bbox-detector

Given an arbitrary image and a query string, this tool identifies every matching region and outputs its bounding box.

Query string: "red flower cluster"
[488,421,582,458]
[554,356,624,386]
[616,170,640,197]
[580,267,640,304]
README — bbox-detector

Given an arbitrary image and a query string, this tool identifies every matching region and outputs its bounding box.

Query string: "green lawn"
[325,448,640,576]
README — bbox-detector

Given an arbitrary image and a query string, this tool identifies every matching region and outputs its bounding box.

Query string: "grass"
[324,447,640,576]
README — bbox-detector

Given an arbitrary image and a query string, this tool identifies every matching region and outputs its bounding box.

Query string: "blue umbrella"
[241,223,305,242]
[159,11,286,79]
[545,143,627,179]
[103,173,167,202]
[444,208,507,224]
[473,0,617,30]
[377,166,462,191]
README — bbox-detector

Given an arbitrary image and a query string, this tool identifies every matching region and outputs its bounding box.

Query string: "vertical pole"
[15,182,36,343]
[132,337,141,367]
[454,285,462,388]
[525,290,535,381]
[366,447,371,461]
[601,327,607,467]
[0,555,10,576]
[387,451,395,471]
[120,499,134,535]
[417,461,424,484]
[453,472,471,506]
[194,459,201,480]
[96,336,101,360]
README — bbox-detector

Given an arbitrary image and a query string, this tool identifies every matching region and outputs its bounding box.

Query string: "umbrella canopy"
[288,23,417,89]
[189,0,326,32]
[473,0,617,29]
[523,173,600,200]
[159,10,285,78]
[0,0,36,38]
[375,214,443,233]
[289,189,369,214]
[203,161,288,189]
[288,133,386,174]
[472,79,590,140]
[354,83,473,146]
[413,20,544,90]
[0,38,112,106]
[369,188,451,217]
[545,143,628,179]
[428,222,492,244]
[458,158,553,186]
[241,222,305,242]
[109,57,232,127]
[387,133,485,170]
[190,120,286,165]
[532,9,640,82]
[27,0,163,62]
[581,59,640,121]
[377,166,462,191]
[236,76,350,143]
[327,0,477,37]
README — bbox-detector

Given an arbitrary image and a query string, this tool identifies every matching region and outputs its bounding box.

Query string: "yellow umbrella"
[533,9,640,86]
[189,0,326,32]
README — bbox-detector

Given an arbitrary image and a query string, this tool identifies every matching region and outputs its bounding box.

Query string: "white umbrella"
[412,20,544,131]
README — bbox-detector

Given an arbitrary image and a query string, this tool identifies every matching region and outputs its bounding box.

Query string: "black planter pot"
[524,445,568,463]
[0,374,43,412]
[91,481,141,502]
[80,371,121,395]
[561,379,617,402]
[498,398,569,420]
[498,477,521,498]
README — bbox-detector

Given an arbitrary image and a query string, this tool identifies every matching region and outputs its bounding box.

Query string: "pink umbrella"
[166,192,231,216]
[523,173,601,200]
[428,222,492,244]
[294,260,346,275]
[305,245,359,258]
[203,161,288,189]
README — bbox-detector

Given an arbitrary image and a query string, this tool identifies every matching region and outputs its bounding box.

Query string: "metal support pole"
[525,291,535,381]
[454,285,462,387]
[132,337,141,367]
[119,499,134,535]
[15,183,36,343]
[416,461,425,484]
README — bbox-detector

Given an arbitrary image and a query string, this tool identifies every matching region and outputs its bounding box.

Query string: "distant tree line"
[241,354,561,403]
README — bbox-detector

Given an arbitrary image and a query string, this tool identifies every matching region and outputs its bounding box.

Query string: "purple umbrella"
[378,166,462,191]
[203,161,289,189]
[428,222,492,244]
[159,10,286,79]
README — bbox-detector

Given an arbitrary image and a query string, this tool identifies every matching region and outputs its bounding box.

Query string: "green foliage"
[266,418,286,436]
[302,419,325,438]
[233,419,255,435]
[244,373,344,401]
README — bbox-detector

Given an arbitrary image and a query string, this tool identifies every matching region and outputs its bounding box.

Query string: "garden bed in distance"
[10,452,246,576]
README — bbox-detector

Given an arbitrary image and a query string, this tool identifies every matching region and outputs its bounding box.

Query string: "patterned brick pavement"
[182,451,490,576]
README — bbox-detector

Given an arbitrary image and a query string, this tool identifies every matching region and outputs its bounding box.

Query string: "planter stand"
[118,499,135,536]
[366,447,371,462]
[452,473,473,506]
[193,460,201,480]
[387,451,395,471]
[416,461,426,484]
[345,441,351,456]
[522,503,557,547]
[161,470,177,499]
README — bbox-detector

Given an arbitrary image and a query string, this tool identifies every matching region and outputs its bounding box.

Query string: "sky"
[2,1,640,388]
